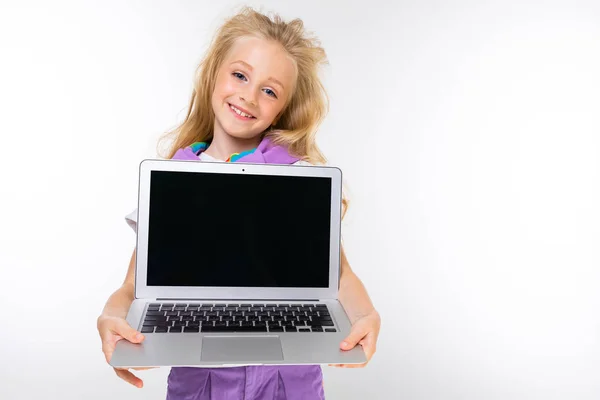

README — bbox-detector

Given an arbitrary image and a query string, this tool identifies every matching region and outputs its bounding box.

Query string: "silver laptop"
[110,159,367,368]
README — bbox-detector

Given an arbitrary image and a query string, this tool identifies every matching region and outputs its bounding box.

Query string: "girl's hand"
[329,310,381,368]
[97,315,156,388]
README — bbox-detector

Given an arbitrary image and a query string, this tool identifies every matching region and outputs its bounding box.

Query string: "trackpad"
[201,336,284,363]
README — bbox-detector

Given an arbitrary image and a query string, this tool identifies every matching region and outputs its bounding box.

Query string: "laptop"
[109,158,367,368]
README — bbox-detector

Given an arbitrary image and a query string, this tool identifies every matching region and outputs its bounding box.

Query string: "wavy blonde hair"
[157,6,349,217]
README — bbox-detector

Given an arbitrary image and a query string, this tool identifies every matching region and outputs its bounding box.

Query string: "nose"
[240,87,258,107]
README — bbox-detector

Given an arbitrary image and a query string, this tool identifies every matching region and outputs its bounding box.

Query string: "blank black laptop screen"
[146,170,333,288]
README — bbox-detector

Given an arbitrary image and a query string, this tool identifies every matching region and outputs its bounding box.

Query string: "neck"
[204,127,262,161]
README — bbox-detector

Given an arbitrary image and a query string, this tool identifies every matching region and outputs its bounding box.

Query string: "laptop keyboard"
[140,302,336,333]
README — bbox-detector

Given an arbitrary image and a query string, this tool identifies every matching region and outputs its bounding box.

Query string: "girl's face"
[211,36,297,141]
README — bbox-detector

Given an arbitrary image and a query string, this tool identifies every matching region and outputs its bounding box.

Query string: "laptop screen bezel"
[134,158,343,301]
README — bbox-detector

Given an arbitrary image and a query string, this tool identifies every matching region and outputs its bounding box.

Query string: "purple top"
[172,136,301,165]
[165,136,325,400]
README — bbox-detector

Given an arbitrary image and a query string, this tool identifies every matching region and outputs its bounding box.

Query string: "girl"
[97,6,381,400]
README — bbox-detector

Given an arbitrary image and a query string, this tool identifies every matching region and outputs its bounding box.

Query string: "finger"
[340,322,368,350]
[100,331,127,364]
[340,363,367,368]
[328,363,366,368]
[114,368,144,388]
[114,319,145,344]
[360,334,377,361]
[101,339,114,364]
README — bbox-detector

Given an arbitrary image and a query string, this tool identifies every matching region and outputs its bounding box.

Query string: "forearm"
[99,283,135,319]
[338,251,377,323]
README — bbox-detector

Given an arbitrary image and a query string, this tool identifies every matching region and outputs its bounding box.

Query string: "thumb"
[116,319,145,343]
[340,321,367,350]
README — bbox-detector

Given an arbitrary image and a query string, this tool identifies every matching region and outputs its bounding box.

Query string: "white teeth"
[230,104,253,118]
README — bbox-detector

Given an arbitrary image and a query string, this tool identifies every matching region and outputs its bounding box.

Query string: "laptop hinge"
[155,298,321,301]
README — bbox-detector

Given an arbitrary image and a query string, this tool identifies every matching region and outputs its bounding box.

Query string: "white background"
[1,0,599,399]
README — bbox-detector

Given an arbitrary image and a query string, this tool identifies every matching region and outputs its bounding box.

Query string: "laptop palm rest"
[201,336,284,362]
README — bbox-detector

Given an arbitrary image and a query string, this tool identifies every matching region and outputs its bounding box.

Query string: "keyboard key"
[269,326,284,332]
[312,327,323,332]
[325,328,337,332]
[141,326,154,333]
[201,325,267,333]
[155,326,168,333]
[285,326,297,332]
[298,328,311,332]
[169,326,182,333]
[184,327,199,333]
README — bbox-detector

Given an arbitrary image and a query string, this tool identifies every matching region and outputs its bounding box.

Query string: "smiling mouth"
[228,103,255,119]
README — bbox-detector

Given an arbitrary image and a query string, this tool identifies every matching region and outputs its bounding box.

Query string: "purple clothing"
[165,136,325,400]
[172,136,300,165]
[167,365,324,400]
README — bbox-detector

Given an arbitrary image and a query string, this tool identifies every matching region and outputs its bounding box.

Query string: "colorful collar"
[171,136,300,165]
[189,142,255,162]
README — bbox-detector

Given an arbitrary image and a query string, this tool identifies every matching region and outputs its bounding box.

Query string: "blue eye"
[264,88,277,98]
[233,72,247,81]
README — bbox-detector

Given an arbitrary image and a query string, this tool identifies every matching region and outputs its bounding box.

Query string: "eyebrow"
[231,60,285,90]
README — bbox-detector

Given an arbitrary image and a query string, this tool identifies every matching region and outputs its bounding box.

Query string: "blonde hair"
[157,6,349,217]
